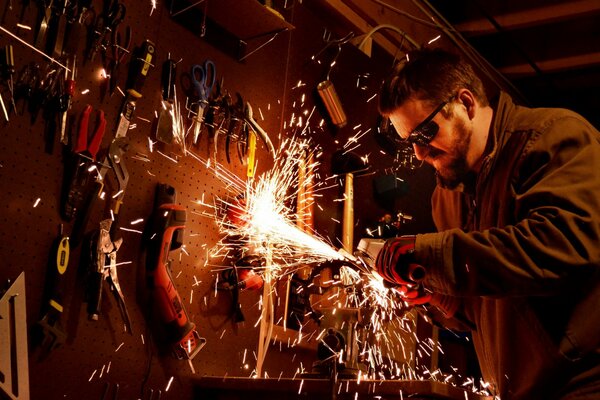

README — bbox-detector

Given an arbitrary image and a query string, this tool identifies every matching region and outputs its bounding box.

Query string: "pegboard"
[0,1,438,399]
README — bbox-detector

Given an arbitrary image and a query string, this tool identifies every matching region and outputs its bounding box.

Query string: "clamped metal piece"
[87,219,132,333]
[145,185,205,360]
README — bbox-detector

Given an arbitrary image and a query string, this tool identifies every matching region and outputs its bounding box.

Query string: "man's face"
[388,97,473,189]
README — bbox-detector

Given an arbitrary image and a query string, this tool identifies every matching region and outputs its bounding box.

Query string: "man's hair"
[379,48,488,114]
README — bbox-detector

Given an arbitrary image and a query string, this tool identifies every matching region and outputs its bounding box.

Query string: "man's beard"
[434,118,473,190]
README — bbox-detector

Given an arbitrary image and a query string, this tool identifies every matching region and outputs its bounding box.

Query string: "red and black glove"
[375,236,426,285]
[375,236,431,304]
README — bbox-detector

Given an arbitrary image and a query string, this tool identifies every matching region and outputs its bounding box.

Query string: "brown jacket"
[415,92,600,399]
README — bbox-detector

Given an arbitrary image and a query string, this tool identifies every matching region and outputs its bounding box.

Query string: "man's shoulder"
[509,104,596,138]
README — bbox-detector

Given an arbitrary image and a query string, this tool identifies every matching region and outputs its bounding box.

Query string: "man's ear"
[458,89,476,119]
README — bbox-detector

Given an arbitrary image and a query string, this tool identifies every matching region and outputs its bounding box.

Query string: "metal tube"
[317,80,347,128]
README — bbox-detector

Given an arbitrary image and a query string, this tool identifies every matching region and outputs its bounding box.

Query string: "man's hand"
[375,235,426,285]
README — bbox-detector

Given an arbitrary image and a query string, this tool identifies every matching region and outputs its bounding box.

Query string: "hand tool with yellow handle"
[245,101,275,159]
[246,129,257,178]
[145,184,206,360]
[115,39,155,138]
[35,226,70,353]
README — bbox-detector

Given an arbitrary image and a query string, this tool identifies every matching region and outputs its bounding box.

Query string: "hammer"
[332,151,371,253]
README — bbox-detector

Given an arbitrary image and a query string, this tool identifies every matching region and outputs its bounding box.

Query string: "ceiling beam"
[455,0,600,36]
[499,51,600,77]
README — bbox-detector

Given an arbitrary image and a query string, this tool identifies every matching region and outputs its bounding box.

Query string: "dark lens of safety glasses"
[408,120,440,146]
[404,95,455,146]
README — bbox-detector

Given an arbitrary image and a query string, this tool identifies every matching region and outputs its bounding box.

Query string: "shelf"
[170,0,295,60]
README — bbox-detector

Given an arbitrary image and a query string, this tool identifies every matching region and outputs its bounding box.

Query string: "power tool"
[145,184,205,360]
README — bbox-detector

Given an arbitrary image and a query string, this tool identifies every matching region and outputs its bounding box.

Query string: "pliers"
[245,101,276,160]
[108,24,132,96]
[88,219,132,334]
[73,105,107,159]
[223,93,245,164]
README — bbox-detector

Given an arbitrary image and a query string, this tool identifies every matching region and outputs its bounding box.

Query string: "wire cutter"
[222,93,245,164]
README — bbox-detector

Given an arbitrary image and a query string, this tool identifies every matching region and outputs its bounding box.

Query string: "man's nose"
[412,143,429,160]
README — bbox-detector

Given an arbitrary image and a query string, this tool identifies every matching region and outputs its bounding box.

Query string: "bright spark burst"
[208,137,342,277]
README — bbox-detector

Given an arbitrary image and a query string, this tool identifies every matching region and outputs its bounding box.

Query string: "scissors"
[88,1,126,62]
[190,60,216,144]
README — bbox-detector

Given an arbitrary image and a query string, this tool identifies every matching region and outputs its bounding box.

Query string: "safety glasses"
[402,95,456,146]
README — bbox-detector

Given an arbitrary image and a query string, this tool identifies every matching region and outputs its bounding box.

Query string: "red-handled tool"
[145,185,205,360]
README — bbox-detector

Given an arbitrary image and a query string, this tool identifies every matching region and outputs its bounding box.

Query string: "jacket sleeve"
[416,116,600,296]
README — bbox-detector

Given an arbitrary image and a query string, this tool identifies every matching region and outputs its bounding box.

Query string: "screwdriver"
[59,55,77,145]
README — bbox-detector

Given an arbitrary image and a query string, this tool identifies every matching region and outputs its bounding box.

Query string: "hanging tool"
[100,382,119,400]
[58,55,76,145]
[221,92,244,164]
[15,62,41,116]
[145,184,206,360]
[190,59,215,145]
[114,39,155,138]
[87,219,132,333]
[62,104,106,222]
[35,226,70,353]
[155,57,176,144]
[246,128,257,178]
[69,136,129,246]
[41,65,64,154]
[50,0,70,58]
[30,64,59,125]
[63,0,95,57]
[204,83,230,157]
[101,23,131,99]
[35,0,54,50]
[245,101,275,160]
[1,45,17,116]
[0,272,30,400]
[87,0,126,62]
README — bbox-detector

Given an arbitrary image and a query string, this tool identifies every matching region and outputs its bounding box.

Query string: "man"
[375,48,600,399]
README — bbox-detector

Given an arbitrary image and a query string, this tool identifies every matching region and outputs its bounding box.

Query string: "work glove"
[375,235,431,304]
[375,235,426,285]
